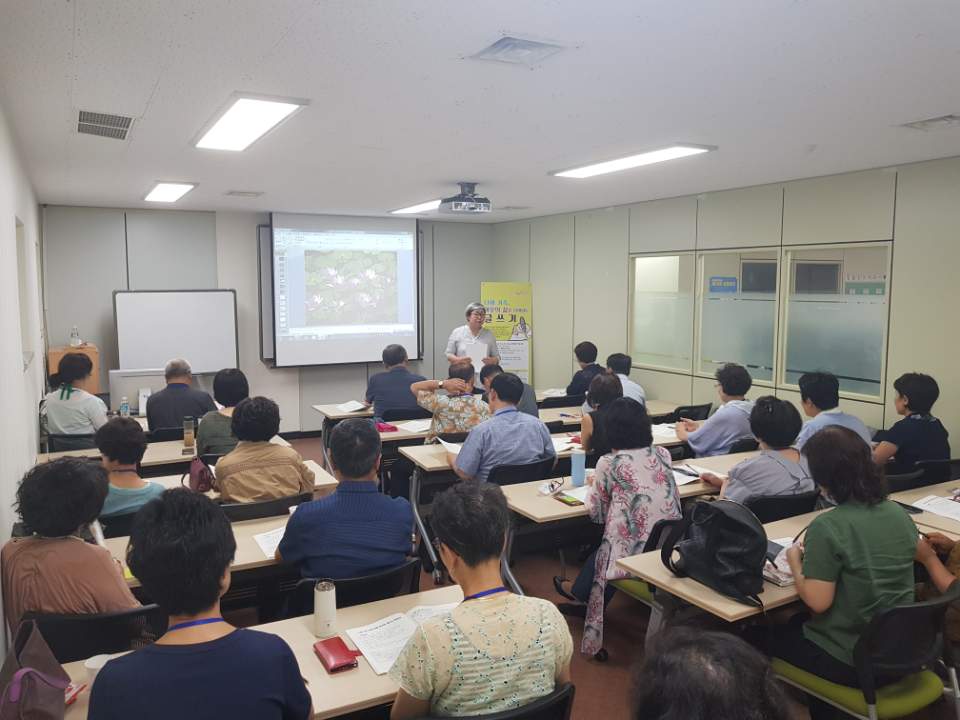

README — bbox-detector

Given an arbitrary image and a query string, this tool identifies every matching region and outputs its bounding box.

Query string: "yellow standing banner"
[480,282,533,384]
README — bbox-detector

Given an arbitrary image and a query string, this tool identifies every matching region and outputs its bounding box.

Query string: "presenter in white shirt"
[445,302,500,379]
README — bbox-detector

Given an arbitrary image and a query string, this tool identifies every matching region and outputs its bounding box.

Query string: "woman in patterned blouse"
[390,482,572,718]
[554,397,681,656]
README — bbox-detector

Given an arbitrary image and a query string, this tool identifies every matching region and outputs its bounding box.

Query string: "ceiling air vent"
[77,110,133,140]
[225,190,264,198]
[471,36,563,66]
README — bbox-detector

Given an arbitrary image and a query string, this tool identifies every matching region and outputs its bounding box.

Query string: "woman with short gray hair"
[444,302,500,380]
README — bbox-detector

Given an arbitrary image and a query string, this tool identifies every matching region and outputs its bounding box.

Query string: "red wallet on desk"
[314,637,363,673]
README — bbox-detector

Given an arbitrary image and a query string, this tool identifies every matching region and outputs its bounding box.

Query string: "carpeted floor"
[286,437,955,720]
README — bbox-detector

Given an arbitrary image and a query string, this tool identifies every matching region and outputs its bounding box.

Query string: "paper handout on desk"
[913,495,960,522]
[396,419,433,433]
[437,439,462,455]
[335,400,367,414]
[671,469,703,487]
[652,424,676,438]
[562,485,590,503]
[541,388,566,398]
[346,603,459,675]
[552,437,579,453]
[253,527,285,559]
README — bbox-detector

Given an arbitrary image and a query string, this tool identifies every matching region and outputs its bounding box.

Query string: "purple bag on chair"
[0,620,70,719]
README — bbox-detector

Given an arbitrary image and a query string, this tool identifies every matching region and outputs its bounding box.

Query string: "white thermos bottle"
[313,581,337,638]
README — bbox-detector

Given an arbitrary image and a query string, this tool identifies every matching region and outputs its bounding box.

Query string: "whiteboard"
[114,290,239,374]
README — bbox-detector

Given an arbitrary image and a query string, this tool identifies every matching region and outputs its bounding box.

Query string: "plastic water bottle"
[69,326,82,347]
[119,397,130,417]
[571,448,586,487]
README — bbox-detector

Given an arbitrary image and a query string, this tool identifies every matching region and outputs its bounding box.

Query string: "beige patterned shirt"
[416,391,490,443]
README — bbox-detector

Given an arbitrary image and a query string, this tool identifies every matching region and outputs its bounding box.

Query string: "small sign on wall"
[709,276,738,293]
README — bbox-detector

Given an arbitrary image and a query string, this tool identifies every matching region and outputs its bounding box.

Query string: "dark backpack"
[659,499,767,607]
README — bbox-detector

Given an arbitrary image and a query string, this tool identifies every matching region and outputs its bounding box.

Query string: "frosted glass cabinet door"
[783,244,890,398]
[630,254,695,371]
[697,250,778,382]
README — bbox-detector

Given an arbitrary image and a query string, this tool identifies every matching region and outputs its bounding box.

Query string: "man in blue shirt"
[277,419,413,579]
[677,363,754,457]
[452,373,555,482]
[365,344,426,420]
[795,371,873,449]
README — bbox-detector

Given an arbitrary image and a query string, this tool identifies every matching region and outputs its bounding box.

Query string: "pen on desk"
[559,413,577,419]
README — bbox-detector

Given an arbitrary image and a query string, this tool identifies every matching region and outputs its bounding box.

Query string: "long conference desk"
[36,435,292,467]
[62,585,465,720]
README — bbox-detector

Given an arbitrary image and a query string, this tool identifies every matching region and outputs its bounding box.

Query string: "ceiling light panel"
[552,144,715,179]
[145,182,196,202]
[391,199,441,214]
[195,95,306,151]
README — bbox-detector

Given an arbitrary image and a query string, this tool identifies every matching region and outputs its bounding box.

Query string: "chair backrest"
[915,458,960,485]
[100,511,140,539]
[487,457,556,487]
[24,604,168,664]
[728,437,759,454]
[419,683,575,720]
[540,395,585,409]
[199,453,223,467]
[673,403,712,423]
[220,492,313,522]
[46,434,97,452]
[437,432,469,444]
[883,468,925,494]
[148,427,184,442]
[382,407,433,422]
[543,421,563,433]
[744,491,819,524]
[853,581,960,706]
[291,557,422,615]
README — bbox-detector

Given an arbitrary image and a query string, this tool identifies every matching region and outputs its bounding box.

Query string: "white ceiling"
[2,0,960,222]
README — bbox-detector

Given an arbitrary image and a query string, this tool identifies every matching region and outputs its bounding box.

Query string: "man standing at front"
[450,373,555,482]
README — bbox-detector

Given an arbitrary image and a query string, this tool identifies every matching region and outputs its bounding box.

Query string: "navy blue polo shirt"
[277,481,414,579]
[877,413,950,474]
[365,366,426,419]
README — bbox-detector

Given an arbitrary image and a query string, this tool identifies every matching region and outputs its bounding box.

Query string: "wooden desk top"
[37,436,291,466]
[502,471,720,524]
[616,510,824,623]
[533,392,678,418]
[63,585,464,720]
[891,481,960,535]
[312,404,375,421]
[539,407,583,426]
[149,460,338,496]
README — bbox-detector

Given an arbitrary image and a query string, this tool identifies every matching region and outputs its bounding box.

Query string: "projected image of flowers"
[304,250,398,324]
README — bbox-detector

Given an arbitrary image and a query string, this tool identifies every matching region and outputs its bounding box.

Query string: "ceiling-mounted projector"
[439,182,491,214]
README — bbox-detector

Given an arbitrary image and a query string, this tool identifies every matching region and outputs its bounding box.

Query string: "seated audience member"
[873,372,950,474]
[676,363,754,457]
[566,341,603,397]
[365,344,426,420]
[1,459,138,630]
[145,358,216,431]
[554,398,680,655]
[479,364,539,417]
[196,368,249,456]
[604,353,645,405]
[215,397,314,503]
[768,427,917,689]
[42,353,107,444]
[795,371,872,449]
[633,627,791,720]
[453,373,555,482]
[411,360,490,442]
[277,419,413,579]
[88,490,311,720]
[389,482,572,719]
[386,362,490,499]
[96,417,164,518]
[579,373,622,457]
[701,396,814,504]
[914,533,960,642]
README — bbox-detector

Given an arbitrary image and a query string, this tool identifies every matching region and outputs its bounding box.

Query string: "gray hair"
[164,358,192,380]
[464,302,486,319]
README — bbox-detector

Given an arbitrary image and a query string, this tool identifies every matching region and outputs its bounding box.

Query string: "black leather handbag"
[659,499,767,607]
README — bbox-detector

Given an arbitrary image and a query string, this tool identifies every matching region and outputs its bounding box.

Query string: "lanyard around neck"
[167,618,225,633]
[463,586,509,602]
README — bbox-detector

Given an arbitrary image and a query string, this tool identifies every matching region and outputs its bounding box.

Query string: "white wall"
[0,102,43,646]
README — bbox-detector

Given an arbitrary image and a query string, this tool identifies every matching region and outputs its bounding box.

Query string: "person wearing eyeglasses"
[389,482,572,719]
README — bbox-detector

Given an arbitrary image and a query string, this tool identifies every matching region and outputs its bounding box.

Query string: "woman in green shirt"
[196,369,249,456]
[772,425,918,690]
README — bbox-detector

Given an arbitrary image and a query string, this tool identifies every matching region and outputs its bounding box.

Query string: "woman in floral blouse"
[554,397,681,655]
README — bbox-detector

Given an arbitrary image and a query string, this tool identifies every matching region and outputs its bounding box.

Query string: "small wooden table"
[62,585,464,719]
